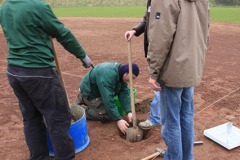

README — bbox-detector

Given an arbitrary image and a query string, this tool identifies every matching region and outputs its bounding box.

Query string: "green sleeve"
[0,8,2,24]
[97,73,122,121]
[36,2,86,59]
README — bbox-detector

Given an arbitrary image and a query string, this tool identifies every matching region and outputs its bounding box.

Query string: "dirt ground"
[0,18,240,160]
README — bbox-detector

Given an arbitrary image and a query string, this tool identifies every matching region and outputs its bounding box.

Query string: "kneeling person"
[75,62,139,134]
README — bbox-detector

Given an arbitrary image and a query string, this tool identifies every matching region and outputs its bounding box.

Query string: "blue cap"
[121,63,140,77]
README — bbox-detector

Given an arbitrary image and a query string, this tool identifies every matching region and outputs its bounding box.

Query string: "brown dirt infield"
[0,18,240,160]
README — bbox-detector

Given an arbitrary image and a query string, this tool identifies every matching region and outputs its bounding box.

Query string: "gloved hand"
[81,55,92,68]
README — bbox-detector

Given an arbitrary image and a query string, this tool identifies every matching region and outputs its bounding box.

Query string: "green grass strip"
[52,6,240,23]
[52,6,145,18]
[210,7,240,23]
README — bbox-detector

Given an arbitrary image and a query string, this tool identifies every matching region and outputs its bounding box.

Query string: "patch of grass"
[210,6,240,23]
[52,6,240,23]
[52,6,145,18]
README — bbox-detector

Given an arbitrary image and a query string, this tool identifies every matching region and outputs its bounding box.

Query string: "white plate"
[203,122,240,150]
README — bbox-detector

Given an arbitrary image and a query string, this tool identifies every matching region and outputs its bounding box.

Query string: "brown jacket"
[147,0,210,87]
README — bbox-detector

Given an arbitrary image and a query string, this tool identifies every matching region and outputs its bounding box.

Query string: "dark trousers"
[75,91,113,122]
[7,65,75,160]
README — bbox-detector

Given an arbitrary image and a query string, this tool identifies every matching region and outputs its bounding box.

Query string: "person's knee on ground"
[85,108,113,122]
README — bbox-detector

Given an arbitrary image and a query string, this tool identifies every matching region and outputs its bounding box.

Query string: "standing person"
[147,0,210,160]
[0,0,92,160]
[124,0,161,130]
[74,62,140,134]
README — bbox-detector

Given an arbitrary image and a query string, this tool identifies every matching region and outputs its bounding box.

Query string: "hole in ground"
[118,99,154,142]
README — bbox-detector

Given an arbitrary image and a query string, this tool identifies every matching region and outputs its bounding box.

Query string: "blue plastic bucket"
[47,106,90,156]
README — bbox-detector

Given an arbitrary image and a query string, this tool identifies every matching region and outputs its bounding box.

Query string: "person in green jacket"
[75,62,140,134]
[0,0,92,160]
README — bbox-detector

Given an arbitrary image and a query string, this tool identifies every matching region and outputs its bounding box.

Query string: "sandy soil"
[0,18,240,160]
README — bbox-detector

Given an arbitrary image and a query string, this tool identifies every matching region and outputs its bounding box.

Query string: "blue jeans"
[160,84,194,160]
[148,90,161,125]
[7,65,75,160]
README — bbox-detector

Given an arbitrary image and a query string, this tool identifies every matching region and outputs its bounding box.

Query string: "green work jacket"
[80,62,131,121]
[0,0,86,68]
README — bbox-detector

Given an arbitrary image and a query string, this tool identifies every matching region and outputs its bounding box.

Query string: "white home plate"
[203,122,240,150]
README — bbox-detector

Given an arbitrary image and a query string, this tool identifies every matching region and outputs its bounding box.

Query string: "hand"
[117,119,129,134]
[127,112,132,123]
[124,30,136,41]
[81,55,92,68]
[149,77,161,91]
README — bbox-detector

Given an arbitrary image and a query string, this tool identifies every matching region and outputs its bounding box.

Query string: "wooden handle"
[51,38,70,105]
[141,152,160,160]
[128,40,137,128]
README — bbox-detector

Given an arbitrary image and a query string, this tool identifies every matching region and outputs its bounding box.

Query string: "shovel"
[51,38,80,122]
[51,38,70,104]
[51,38,94,122]
[125,40,143,142]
